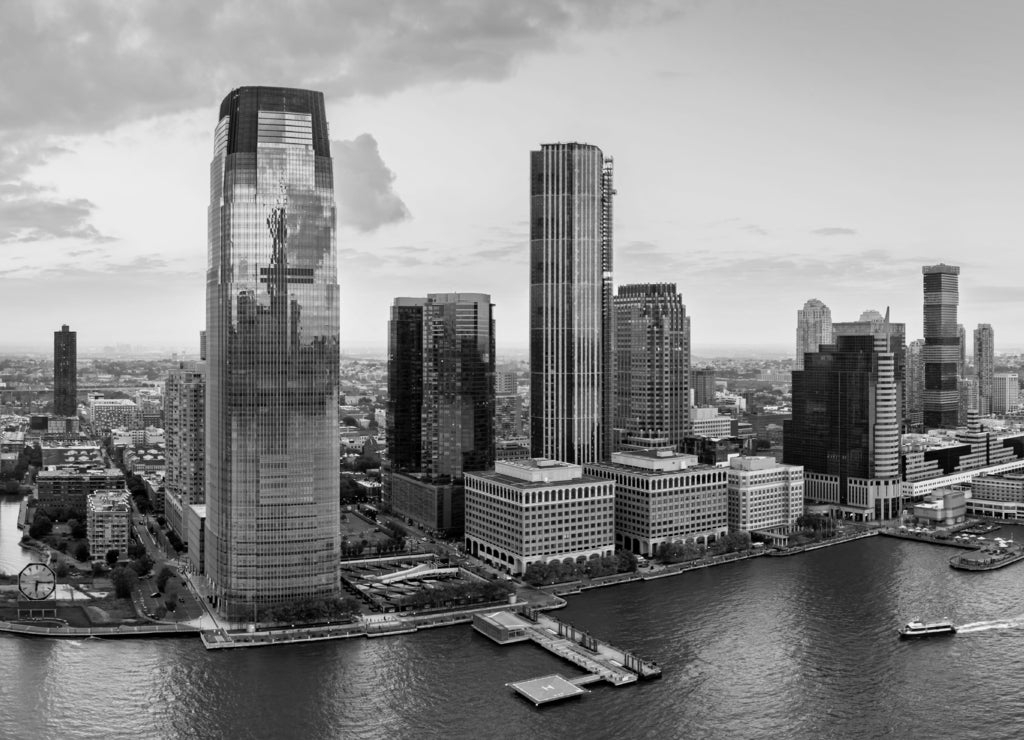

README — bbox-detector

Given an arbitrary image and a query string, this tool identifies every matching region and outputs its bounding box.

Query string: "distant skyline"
[4,1,1024,356]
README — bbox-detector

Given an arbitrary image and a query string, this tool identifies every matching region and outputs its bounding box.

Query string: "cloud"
[333,134,410,232]
[0,1,676,137]
[812,227,858,237]
[0,185,114,244]
[0,1,675,247]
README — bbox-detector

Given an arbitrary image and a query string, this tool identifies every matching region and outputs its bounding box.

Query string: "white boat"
[898,620,957,639]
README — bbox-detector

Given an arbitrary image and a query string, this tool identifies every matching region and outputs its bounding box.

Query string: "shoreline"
[0,529,883,648]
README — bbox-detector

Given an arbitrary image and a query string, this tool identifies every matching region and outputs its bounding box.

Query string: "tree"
[130,553,154,577]
[28,513,53,540]
[69,518,88,540]
[127,543,146,560]
[156,566,175,593]
[616,549,639,573]
[110,566,137,599]
[106,548,121,567]
[73,542,90,562]
[164,594,177,613]
[53,560,70,578]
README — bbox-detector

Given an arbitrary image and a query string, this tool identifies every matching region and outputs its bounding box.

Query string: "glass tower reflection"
[206,87,340,618]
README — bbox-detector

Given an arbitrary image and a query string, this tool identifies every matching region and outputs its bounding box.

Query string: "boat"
[898,620,956,639]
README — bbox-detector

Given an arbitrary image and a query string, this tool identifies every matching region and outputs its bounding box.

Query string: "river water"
[2,512,1023,739]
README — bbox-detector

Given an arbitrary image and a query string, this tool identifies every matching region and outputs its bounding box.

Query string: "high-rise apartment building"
[974,324,994,415]
[993,373,1019,415]
[164,361,206,537]
[691,368,717,407]
[906,339,925,429]
[795,299,832,370]
[785,333,902,520]
[613,283,689,450]
[386,293,495,535]
[53,324,77,417]
[922,264,960,428]
[530,143,614,464]
[957,323,967,377]
[205,87,340,618]
[958,375,979,424]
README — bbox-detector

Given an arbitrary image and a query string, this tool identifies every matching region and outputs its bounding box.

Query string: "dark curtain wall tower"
[529,143,614,464]
[53,324,77,417]
[922,264,960,429]
[205,87,340,618]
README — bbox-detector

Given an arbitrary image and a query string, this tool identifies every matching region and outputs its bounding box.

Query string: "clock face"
[18,562,56,601]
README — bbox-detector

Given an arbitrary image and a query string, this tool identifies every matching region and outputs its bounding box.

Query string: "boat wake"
[956,615,1024,634]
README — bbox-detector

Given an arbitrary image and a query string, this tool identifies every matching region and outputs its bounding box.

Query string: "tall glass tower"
[529,143,614,464]
[53,324,77,417]
[205,87,340,618]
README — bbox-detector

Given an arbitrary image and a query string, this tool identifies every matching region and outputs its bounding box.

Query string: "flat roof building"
[465,459,614,575]
[87,490,132,562]
[586,449,728,557]
[726,456,804,533]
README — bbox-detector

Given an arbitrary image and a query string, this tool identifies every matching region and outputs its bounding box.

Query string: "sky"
[2,0,1023,357]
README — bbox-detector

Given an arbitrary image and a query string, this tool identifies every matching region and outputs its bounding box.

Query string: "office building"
[86,490,132,562]
[691,368,717,407]
[386,293,495,535]
[530,142,614,464]
[957,324,967,377]
[726,456,804,534]
[205,87,341,618]
[586,449,728,557]
[832,308,906,429]
[922,264,960,428]
[993,373,1019,414]
[53,324,77,417]
[795,299,832,370]
[465,459,614,575]
[785,332,902,521]
[613,283,689,450]
[974,324,994,415]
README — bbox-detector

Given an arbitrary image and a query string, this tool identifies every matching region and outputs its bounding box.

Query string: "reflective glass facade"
[206,87,340,618]
[529,143,614,464]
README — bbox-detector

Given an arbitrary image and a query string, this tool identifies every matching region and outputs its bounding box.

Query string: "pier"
[474,607,661,703]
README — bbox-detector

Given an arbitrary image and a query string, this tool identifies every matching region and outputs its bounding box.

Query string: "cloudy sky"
[2,0,1023,356]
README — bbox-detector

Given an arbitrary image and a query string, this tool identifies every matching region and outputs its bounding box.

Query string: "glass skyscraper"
[53,324,77,417]
[205,87,340,618]
[529,143,614,464]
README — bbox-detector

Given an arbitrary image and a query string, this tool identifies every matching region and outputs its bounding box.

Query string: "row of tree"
[522,551,638,586]
[262,597,361,624]
[654,531,753,564]
[395,579,514,611]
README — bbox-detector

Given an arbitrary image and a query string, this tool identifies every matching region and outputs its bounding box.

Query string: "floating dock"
[507,674,589,706]
[474,607,661,703]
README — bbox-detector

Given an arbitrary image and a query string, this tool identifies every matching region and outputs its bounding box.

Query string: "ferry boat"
[898,620,957,639]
